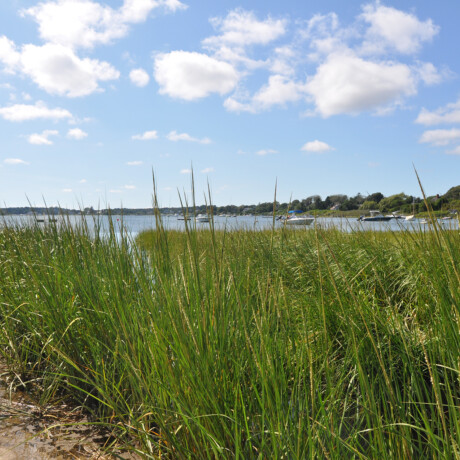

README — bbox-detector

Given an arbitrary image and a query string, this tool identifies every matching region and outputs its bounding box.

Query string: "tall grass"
[0,211,459,458]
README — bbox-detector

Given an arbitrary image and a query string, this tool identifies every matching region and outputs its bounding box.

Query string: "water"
[2,214,458,239]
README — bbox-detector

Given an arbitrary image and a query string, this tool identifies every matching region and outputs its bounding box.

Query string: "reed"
[0,210,459,458]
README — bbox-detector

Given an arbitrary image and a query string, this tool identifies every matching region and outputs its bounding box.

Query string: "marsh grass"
[0,206,459,458]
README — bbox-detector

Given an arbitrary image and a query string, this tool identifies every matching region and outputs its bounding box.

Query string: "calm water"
[1,214,458,238]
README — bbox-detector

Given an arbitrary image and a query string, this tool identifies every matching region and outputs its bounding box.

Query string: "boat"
[387,211,404,220]
[286,215,315,225]
[35,215,57,224]
[405,198,417,221]
[358,211,392,222]
[196,214,210,223]
[285,210,315,226]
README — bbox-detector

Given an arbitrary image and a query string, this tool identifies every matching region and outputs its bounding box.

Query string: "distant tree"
[378,193,409,213]
[360,200,378,210]
[367,192,384,204]
[326,194,348,205]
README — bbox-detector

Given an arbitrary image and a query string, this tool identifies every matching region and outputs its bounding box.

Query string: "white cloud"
[22,0,187,50]
[180,168,192,174]
[110,189,122,193]
[305,52,416,117]
[202,9,286,72]
[27,129,59,145]
[204,9,286,48]
[447,146,460,155]
[256,149,278,156]
[269,46,297,76]
[79,179,87,183]
[154,51,238,100]
[419,129,460,146]
[0,101,72,122]
[223,97,256,114]
[129,68,150,87]
[224,74,305,114]
[0,38,120,97]
[4,158,29,165]
[67,127,88,139]
[126,160,143,166]
[124,185,136,189]
[62,188,73,192]
[414,62,444,86]
[251,75,304,111]
[301,140,334,153]
[201,167,214,173]
[301,13,348,62]
[416,99,460,126]
[20,43,119,97]
[360,3,439,55]
[167,130,211,144]
[132,130,158,140]
[0,36,20,71]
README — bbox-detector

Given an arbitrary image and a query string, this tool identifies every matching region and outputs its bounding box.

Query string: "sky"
[0,0,459,208]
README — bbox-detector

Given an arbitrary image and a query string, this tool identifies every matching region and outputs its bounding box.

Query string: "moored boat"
[358,211,392,222]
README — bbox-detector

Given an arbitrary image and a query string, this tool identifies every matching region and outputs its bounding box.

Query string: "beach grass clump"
[0,213,459,458]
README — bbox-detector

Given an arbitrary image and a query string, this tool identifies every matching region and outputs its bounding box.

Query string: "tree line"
[1,186,459,216]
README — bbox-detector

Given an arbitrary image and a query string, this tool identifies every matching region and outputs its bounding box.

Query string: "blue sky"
[0,0,459,208]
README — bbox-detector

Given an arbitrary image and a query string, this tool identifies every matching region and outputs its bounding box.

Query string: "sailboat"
[405,198,416,221]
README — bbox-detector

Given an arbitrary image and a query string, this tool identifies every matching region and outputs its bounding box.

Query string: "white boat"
[405,199,416,221]
[196,214,210,223]
[286,216,314,225]
[285,211,315,226]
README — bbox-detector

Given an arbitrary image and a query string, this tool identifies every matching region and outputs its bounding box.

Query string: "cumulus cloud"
[62,188,73,192]
[129,68,150,87]
[232,75,305,113]
[20,43,119,97]
[301,140,334,153]
[4,158,29,165]
[0,38,120,97]
[22,0,187,50]
[180,168,192,174]
[167,130,211,144]
[256,149,278,156]
[415,62,445,86]
[419,129,460,146]
[201,167,214,173]
[67,127,87,139]
[27,129,59,145]
[360,3,439,55]
[132,130,158,140]
[126,160,143,166]
[124,185,136,189]
[201,9,286,71]
[416,99,460,125]
[204,9,286,48]
[305,52,416,117]
[0,101,72,122]
[154,51,238,100]
[0,36,21,70]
